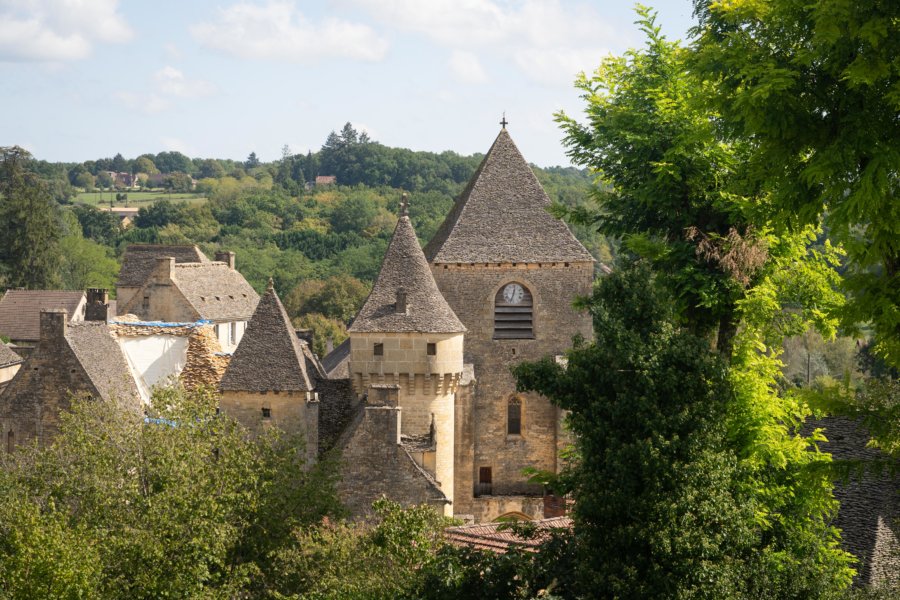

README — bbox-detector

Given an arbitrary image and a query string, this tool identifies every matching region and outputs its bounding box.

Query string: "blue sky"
[0,1,696,167]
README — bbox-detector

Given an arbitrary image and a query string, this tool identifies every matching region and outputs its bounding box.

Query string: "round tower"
[348,195,466,514]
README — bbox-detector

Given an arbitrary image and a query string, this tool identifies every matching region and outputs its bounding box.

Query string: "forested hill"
[1,124,613,353]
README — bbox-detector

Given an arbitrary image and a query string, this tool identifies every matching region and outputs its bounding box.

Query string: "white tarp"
[119,335,189,403]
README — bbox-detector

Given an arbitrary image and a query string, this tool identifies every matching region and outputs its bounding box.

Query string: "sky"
[0,0,697,168]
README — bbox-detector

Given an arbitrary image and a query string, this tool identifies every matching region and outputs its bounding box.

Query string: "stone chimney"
[215,250,236,270]
[395,287,407,314]
[40,309,68,343]
[154,256,175,283]
[85,288,109,322]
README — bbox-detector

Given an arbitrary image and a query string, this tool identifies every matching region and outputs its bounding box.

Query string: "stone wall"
[316,377,357,452]
[432,262,593,507]
[219,389,318,462]
[810,416,899,587]
[335,402,450,516]
[0,311,97,449]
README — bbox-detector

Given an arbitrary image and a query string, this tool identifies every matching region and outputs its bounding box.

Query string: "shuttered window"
[493,283,534,339]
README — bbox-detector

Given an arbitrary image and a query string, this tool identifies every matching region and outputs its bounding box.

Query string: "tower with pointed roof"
[219,279,319,461]
[347,198,466,514]
[425,127,594,521]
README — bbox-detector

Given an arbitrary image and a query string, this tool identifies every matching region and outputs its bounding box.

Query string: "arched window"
[508,397,522,435]
[494,282,533,339]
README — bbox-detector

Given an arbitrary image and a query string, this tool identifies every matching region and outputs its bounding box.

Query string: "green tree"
[0,146,62,289]
[132,155,158,175]
[292,313,348,357]
[553,10,854,595]
[58,235,120,291]
[515,265,758,598]
[691,0,900,368]
[74,171,95,191]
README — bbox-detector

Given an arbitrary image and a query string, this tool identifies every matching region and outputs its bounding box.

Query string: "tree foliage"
[0,146,63,289]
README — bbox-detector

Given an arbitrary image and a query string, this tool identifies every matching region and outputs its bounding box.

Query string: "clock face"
[502,283,525,304]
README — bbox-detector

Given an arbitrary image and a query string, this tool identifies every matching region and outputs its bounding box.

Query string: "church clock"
[502,283,525,304]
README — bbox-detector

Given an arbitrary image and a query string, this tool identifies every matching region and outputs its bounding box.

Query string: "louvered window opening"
[494,286,534,339]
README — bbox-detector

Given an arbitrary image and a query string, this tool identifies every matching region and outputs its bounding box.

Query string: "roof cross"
[500,112,508,129]
[400,192,409,217]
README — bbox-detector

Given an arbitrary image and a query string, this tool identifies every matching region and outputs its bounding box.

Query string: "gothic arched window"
[494,282,534,339]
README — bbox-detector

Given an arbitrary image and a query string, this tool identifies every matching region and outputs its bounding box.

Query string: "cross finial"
[400,192,409,217]
[266,277,274,291]
[500,112,508,129]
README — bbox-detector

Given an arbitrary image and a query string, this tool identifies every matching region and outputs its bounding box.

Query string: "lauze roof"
[173,263,259,322]
[424,129,593,264]
[118,244,209,287]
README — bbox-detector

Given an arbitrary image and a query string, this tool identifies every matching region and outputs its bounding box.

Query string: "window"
[374,342,384,357]
[261,407,271,419]
[508,398,522,435]
[494,282,534,339]
[476,466,493,496]
[230,322,237,345]
[6,431,13,454]
[426,342,436,356]
[142,295,150,311]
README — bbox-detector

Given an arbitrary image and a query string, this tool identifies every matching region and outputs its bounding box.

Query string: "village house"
[116,246,258,353]
[0,289,88,351]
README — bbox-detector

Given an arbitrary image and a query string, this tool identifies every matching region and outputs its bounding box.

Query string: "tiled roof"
[118,244,209,287]
[0,290,85,342]
[349,214,465,334]
[321,338,350,379]
[220,282,313,392]
[0,342,22,367]
[65,322,140,402]
[173,263,259,322]
[424,129,593,264]
[444,516,572,554]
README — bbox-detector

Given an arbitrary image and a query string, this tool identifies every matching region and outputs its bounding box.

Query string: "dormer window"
[494,282,533,339]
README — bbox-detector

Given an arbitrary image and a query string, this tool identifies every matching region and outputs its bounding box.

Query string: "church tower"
[348,196,466,514]
[425,126,594,521]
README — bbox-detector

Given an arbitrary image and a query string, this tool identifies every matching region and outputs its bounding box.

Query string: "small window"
[508,398,522,435]
[426,342,436,356]
[6,430,14,454]
[477,466,493,497]
[494,282,534,339]
[374,343,384,357]
[261,407,271,419]
[142,295,150,310]
[230,322,237,345]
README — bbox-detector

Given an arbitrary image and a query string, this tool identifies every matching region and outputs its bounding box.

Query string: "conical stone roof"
[220,281,313,392]
[349,213,465,334]
[424,128,593,264]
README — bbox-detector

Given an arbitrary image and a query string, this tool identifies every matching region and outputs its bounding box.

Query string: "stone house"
[116,248,259,353]
[0,342,23,391]
[0,289,87,349]
[0,309,141,451]
[219,280,319,463]
[116,244,210,308]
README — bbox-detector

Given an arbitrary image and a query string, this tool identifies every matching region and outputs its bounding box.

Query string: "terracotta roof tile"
[424,129,593,264]
[444,516,572,554]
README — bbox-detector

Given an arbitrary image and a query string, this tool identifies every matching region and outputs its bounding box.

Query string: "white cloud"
[154,66,215,98]
[115,91,170,115]
[116,66,215,114]
[0,0,132,62]
[343,0,615,85]
[190,1,388,63]
[448,50,487,84]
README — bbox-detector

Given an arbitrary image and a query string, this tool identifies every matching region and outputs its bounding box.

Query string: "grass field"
[75,190,207,207]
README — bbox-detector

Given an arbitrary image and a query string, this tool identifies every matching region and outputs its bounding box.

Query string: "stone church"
[317,126,594,521]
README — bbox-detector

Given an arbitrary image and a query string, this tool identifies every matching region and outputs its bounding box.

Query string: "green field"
[75,190,207,207]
